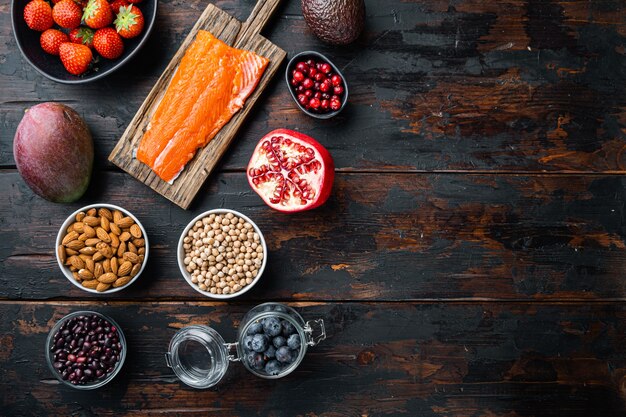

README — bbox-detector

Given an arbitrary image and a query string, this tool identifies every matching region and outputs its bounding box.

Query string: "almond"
[133,238,145,247]
[66,225,74,234]
[62,231,79,245]
[111,257,118,275]
[101,216,110,232]
[65,248,78,256]
[86,208,97,217]
[76,211,86,222]
[98,272,117,284]
[96,282,111,292]
[85,238,101,247]
[115,217,134,229]
[113,210,124,223]
[66,240,85,251]
[72,271,81,282]
[78,233,89,241]
[130,224,142,238]
[78,269,94,280]
[58,245,66,264]
[82,279,98,289]
[102,258,111,273]
[117,241,126,258]
[119,231,131,242]
[83,224,96,238]
[79,246,97,256]
[110,223,122,236]
[128,242,138,254]
[118,261,133,277]
[72,222,85,233]
[69,256,85,270]
[83,216,100,227]
[96,227,111,243]
[113,276,131,288]
[100,246,113,259]
[123,252,139,264]
[85,257,95,273]
[92,252,104,262]
[138,247,145,255]
[78,254,91,262]
[94,262,104,278]
[130,263,141,277]
[98,207,113,221]
[110,233,120,248]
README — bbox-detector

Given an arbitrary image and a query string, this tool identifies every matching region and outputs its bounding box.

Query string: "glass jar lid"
[165,325,234,389]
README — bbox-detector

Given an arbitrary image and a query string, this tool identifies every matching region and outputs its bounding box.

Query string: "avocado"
[301,0,365,45]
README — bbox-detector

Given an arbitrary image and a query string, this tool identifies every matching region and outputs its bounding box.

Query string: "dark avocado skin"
[301,0,365,45]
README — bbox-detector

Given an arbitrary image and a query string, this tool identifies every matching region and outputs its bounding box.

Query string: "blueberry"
[281,320,296,336]
[287,334,301,350]
[264,360,282,376]
[275,346,293,363]
[264,345,276,359]
[263,317,282,337]
[247,322,263,335]
[246,352,265,370]
[272,336,286,348]
[243,335,254,351]
[251,334,269,352]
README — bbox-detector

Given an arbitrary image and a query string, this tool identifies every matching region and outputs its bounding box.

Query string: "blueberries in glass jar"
[272,336,286,349]
[251,334,269,352]
[281,320,296,336]
[264,345,276,359]
[246,352,266,370]
[263,317,282,337]
[247,322,263,335]
[287,334,301,350]
[275,346,293,364]
[243,335,255,350]
[265,360,282,376]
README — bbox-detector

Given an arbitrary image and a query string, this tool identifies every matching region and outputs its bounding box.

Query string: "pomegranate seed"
[321,63,332,73]
[330,99,341,111]
[333,85,344,95]
[309,98,321,109]
[308,67,317,77]
[331,74,342,86]
[314,72,325,82]
[302,78,314,89]
[319,81,331,92]
[296,62,308,72]
[314,91,322,99]
[293,71,305,83]
[304,89,313,97]
[321,99,329,110]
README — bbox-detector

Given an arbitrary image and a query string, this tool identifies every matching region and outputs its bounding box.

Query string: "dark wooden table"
[2,0,626,415]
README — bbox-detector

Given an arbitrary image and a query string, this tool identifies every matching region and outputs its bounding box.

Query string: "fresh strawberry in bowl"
[11,0,157,83]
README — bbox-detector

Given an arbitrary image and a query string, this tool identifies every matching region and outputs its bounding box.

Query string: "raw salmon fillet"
[136,30,269,183]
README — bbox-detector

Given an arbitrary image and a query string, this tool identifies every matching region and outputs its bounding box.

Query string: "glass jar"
[165,302,326,388]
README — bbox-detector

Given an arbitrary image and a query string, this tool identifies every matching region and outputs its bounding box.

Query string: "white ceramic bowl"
[55,204,149,294]
[177,209,267,299]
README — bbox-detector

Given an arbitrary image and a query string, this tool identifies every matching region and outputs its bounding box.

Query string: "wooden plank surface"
[1,301,625,416]
[2,0,625,173]
[108,1,286,209]
[2,171,625,301]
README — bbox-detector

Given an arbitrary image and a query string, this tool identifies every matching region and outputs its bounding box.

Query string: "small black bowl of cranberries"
[46,311,126,389]
[286,51,348,119]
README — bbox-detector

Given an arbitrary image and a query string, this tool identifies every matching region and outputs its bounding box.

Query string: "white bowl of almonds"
[55,204,149,294]
[177,209,267,299]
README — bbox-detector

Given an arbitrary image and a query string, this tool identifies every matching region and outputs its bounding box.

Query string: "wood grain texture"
[2,0,625,173]
[108,1,286,209]
[1,301,625,416]
[2,171,625,301]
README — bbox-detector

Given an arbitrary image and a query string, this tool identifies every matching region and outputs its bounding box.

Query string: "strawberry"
[59,42,93,75]
[109,0,129,14]
[114,5,143,39]
[93,27,124,59]
[24,0,54,32]
[82,0,113,29]
[69,27,95,49]
[40,29,69,55]
[52,0,82,29]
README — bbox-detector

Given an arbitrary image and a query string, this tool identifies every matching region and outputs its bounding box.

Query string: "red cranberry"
[309,98,321,109]
[296,62,308,72]
[302,78,314,89]
[314,81,321,90]
[331,94,340,101]
[321,99,329,110]
[297,94,308,106]
[322,93,331,100]
[314,91,322,99]
[293,71,305,83]
[306,59,315,67]
[321,63,332,73]
[330,99,342,111]
[308,67,317,77]
[296,85,305,92]
[319,81,331,92]
[290,78,299,86]
[314,72,325,82]
[304,89,313,97]
[333,85,344,95]
[316,62,323,70]
[331,74,342,86]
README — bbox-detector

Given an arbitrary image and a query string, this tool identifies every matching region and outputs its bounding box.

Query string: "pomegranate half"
[247,129,334,212]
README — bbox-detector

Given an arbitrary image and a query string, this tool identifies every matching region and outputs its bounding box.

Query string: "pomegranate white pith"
[247,130,334,212]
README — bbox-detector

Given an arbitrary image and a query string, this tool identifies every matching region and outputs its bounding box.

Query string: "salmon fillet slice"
[136,30,269,183]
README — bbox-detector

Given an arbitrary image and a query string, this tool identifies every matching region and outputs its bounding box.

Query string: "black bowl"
[286,51,349,119]
[11,0,157,84]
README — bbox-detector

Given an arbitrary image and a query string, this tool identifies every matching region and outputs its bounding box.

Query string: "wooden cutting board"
[109,0,285,209]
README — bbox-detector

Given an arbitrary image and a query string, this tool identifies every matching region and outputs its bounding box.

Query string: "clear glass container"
[166,302,326,388]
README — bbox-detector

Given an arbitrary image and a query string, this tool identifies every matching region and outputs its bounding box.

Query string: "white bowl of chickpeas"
[177,209,267,299]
